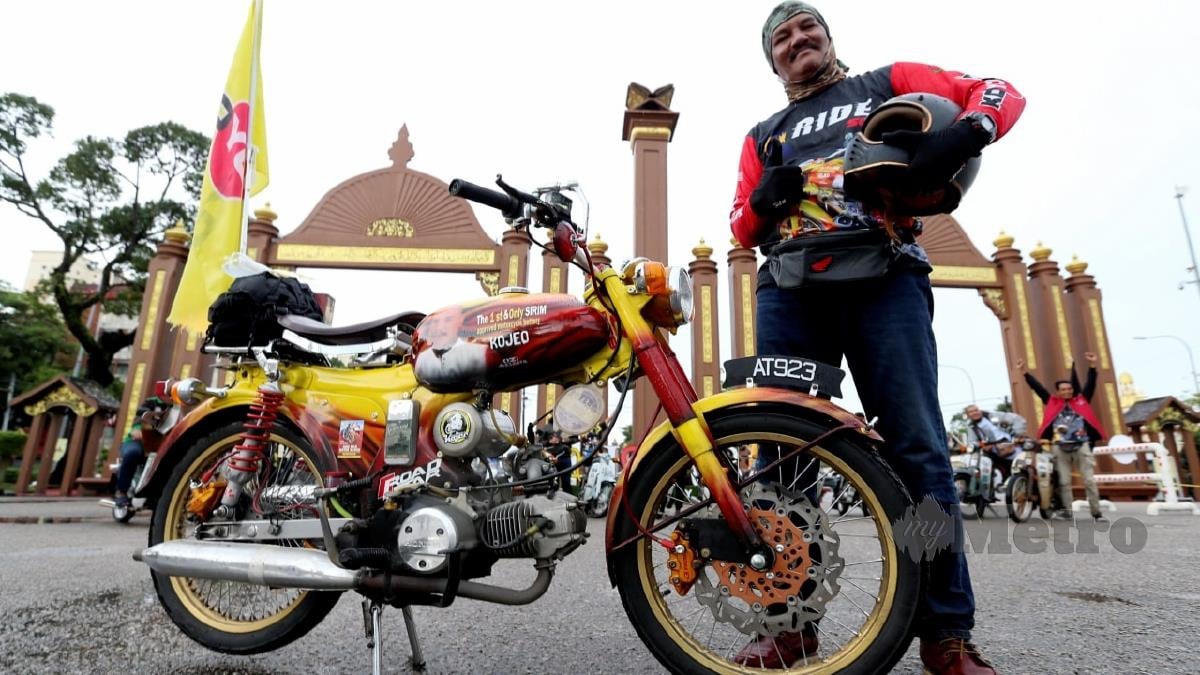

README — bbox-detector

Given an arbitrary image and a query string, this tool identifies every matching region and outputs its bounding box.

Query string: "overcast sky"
[4,1,1199,427]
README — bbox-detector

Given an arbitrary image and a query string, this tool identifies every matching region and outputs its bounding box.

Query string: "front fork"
[604,275,771,569]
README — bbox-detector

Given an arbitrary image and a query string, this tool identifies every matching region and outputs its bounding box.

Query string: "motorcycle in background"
[98,405,180,523]
[581,448,618,517]
[1006,437,1065,522]
[949,435,1002,519]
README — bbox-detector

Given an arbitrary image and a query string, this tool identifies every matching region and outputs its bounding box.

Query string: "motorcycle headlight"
[667,266,693,326]
[632,262,693,329]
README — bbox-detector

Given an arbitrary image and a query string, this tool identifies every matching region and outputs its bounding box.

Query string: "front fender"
[603,387,881,556]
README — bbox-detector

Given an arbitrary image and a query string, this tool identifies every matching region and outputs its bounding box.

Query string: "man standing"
[1020,353,1106,520]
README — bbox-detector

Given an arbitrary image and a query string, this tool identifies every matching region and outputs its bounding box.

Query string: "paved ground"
[0,498,1197,674]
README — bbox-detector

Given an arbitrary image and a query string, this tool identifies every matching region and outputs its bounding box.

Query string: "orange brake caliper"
[667,530,698,595]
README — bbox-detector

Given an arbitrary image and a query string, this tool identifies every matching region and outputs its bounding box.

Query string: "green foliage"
[0,92,209,385]
[0,282,72,391]
[0,430,25,459]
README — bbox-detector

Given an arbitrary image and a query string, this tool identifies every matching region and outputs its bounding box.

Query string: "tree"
[0,282,73,391]
[0,93,208,386]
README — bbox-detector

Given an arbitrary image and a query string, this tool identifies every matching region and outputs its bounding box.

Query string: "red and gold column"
[497,228,532,427]
[1063,256,1124,445]
[113,224,192,456]
[727,239,758,358]
[688,239,720,398]
[988,233,1042,426]
[624,89,679,435]
[589,234,613,413]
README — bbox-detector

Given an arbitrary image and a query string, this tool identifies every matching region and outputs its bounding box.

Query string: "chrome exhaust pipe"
[135,540,358,590]
[135,539,555,604]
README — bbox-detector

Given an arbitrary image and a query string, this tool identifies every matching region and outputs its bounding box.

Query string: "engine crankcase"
[479,494,587,558]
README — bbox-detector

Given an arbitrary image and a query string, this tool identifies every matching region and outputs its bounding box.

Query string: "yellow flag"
[168,0,269,335]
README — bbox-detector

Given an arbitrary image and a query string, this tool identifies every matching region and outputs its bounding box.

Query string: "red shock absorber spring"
[227,386,286,474]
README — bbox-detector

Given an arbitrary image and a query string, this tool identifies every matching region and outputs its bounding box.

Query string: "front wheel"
[588,484,613,518]
[608,411,921,674]
[149,421,341,654]
[1007,474,1033,523]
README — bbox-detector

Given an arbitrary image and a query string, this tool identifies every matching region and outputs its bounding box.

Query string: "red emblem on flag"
[209,94,251,199]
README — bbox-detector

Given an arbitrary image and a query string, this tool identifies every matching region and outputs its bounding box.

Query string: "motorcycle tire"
[974,497,987,520]
[149,421,340,655]
[1006,474,1033,523]
[588,484,613,518]
[609,411,920,674]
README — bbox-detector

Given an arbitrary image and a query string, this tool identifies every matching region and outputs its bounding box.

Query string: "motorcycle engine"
[479,493,587,559]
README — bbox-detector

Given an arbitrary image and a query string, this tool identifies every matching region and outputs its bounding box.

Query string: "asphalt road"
[1,501,1197,674]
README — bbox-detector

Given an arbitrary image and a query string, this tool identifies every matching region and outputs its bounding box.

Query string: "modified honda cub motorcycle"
[135,177,920,673]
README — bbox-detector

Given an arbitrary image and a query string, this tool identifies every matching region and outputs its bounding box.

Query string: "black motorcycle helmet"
[843,93,981,216]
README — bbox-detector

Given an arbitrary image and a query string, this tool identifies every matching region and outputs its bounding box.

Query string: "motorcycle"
[581,449,618,518]
[133,176,921,674]
[1006,438,1065,522]
[98,406,180,523]
[949,436,1003,519]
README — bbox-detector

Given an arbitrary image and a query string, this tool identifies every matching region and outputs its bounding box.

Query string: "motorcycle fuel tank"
[411,291,610,393]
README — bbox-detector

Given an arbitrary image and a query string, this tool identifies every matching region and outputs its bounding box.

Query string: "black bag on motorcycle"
[205,272,324,347]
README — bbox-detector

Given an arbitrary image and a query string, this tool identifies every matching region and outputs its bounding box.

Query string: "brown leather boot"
[734,630,819,668]
[920,638,997,675]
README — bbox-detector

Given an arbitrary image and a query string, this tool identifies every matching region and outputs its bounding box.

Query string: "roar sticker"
[338,420,365,458]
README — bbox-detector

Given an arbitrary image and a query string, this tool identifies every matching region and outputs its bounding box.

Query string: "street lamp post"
[938,363,977,405]
[1174,186,1200,305]
[1134,335,1200,396]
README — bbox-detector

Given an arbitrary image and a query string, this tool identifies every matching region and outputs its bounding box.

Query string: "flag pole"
[238,0,264,257]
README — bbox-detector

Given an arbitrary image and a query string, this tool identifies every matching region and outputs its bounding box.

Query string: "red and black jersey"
[730,62,1025,251]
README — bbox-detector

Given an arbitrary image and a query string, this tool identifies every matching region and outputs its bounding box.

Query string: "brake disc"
[692,482,843,636]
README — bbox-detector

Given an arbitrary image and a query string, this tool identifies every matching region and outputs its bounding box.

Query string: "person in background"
[1019,352,1106,521]
[114,397,168,507]
[963,404,1026,480]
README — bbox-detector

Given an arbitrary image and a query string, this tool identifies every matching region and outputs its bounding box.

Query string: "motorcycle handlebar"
[448,178,523,219]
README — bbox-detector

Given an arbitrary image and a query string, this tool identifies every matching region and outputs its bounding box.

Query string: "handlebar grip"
[449,179,521,218]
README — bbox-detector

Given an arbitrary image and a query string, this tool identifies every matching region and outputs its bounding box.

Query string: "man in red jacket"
[1020,352,1107,521]
[728,2,1025,673]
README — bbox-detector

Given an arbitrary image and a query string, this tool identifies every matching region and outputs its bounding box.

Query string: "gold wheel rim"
[164,432,315,634]
[636,432,900,673]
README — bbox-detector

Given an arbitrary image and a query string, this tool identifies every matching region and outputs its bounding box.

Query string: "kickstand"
[401,605,427,671]
[363,600,385,675]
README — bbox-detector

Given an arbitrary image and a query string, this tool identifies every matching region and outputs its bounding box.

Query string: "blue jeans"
[116,440,145,494]
[756,268,974,640]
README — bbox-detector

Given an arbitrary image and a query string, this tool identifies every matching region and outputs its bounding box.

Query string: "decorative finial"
[254,202,278,223]
[389,124,415,168]
[730,236,743,248]
[164,219,190,244]
[1119,372,1133,385]
[587,232,608,256]
[625,83,675,111]
[692,237,714,259]
[1029,241,1052,262]
[993,230,1015,249]
[1066,255,1089,275]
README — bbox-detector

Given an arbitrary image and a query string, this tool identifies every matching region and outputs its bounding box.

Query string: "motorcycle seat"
[277,311,425,347]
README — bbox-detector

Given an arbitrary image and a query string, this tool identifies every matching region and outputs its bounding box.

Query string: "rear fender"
[603,387,882,568]
[136,394,333,503]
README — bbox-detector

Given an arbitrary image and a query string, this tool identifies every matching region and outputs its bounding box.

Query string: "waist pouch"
[767,229,898,289]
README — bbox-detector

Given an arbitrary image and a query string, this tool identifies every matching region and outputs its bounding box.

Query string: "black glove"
[749,139,806,219]
[881,118,991,187]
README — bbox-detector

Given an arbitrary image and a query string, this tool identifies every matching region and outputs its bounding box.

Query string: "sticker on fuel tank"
[338,420,365,459]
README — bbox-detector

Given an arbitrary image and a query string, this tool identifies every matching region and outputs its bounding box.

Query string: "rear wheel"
[609,412,920,674]
[149,422,340,654]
